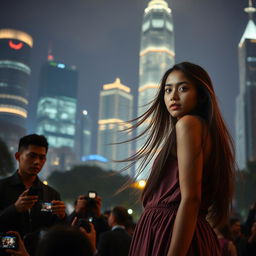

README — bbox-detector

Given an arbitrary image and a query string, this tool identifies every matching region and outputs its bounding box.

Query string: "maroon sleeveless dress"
[129,156,221,256]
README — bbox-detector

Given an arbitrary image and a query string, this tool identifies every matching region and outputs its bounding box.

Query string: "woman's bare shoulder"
[175,115,205,132]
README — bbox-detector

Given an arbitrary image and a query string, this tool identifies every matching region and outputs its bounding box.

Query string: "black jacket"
[96,227,131,256]
[0,171,63,236]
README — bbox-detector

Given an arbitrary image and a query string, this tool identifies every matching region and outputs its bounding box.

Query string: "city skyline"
[1,0,246,154]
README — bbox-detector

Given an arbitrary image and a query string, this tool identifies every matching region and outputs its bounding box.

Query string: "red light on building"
[9,40,23,50]
[48,54,54,61]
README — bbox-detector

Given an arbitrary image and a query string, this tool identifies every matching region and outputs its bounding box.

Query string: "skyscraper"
[97,78,133,173]
[36,55,78,176]
[76,109,92,160]
[236,0,256,170]
[137,0,175,177]
[0,29,33,152]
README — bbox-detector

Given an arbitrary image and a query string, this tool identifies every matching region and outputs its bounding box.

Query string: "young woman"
[127,62,235,256]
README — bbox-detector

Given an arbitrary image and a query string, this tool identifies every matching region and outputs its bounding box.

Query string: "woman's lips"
[170,104,181,110]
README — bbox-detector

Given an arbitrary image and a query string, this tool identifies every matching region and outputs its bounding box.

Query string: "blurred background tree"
[0,138,15,177]
[47,164,142,220]
[235,161,256,219]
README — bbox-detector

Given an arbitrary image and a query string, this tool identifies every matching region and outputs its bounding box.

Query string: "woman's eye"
[178,86,187,92]
[165,88,171,93]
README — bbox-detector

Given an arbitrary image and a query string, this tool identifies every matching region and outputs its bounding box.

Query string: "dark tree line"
[47,165,142,218]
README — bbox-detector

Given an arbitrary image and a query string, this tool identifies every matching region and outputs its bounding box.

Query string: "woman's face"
[164,70,198,119]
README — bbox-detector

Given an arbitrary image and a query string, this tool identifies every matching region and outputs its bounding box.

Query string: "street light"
[138,180,146,188]
[132,179,147,190]
[128,209,133,215]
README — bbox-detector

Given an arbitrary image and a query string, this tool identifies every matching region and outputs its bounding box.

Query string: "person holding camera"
[68,193,109,243]
[0,134,66,255]
[4,224,97,256]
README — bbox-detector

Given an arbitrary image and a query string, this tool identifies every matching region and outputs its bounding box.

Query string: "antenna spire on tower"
[245,0,256,19]
[47,42,54,61]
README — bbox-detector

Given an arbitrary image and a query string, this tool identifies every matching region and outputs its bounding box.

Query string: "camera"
[88,191,97,199]
[41,202,52,212]
[77,218,91,233]
[86,191,97,211]
[0,233,18,250]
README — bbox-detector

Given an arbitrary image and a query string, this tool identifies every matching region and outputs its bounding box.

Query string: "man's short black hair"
[112,206,129,226]
[18,134,49,152]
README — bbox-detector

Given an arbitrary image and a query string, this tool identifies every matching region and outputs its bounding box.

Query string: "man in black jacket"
[0,134,66,255]
[96,206,132,256]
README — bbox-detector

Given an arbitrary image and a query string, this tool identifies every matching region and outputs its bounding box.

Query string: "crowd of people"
[0,134,255,256]
[1,62,256,256]
[0,134,134,256]
[214,203,256,256]
[0,128,255,256]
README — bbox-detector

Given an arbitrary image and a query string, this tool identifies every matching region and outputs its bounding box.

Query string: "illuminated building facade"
[75,109,92,160]
[81,154,108,170]
[236,1,256,170]
[0,29,33,152]
[36,57,78,176]
[97,78,133,173]
[137,0,175,177]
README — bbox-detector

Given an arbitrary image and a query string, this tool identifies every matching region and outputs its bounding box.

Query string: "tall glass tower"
[76,109,92,160]
[0,29,33,152]
[236,0,256,170]
[137,0,175,177]
[97,78,133,174]
[36,55,78,176]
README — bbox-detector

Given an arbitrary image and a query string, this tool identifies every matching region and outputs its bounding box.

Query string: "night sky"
[1,0,246,153]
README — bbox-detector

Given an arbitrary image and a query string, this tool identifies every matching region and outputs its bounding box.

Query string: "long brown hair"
[124,62,235,227]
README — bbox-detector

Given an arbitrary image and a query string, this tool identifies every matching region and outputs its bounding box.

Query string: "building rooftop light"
[0,29,33,48]
[57,63,65,69]
[103,78,131,93]
[145,0,171,14]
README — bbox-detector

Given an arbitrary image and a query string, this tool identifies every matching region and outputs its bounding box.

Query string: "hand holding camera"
[75,195,88,215]
[50,200,66,219]
[75,191,99,217]
[87,191,102,218]
[3,231,30,256]
[0,233,17,250]
[71,217,97,254]
[79,221,97,254]
[15,188,38,213]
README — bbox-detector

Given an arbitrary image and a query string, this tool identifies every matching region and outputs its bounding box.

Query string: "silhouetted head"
[108,206,129,227]
[36,225,93,256]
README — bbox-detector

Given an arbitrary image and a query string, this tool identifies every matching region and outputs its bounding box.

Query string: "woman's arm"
[167,115,204,256]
